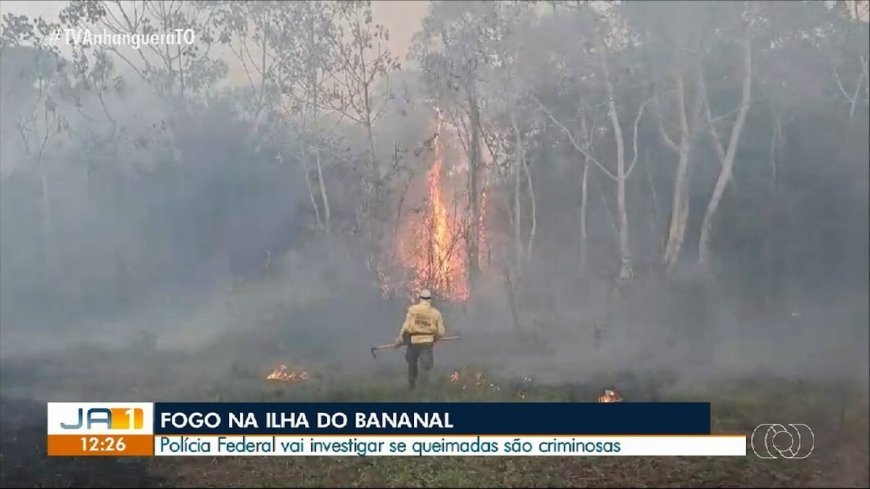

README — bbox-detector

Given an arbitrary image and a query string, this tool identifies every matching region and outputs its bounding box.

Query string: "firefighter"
[396,288,446,390]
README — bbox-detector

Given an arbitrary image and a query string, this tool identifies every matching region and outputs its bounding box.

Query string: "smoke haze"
[0,0,867,408]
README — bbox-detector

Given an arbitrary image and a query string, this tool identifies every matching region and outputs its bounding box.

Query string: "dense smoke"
[0,0,867,397]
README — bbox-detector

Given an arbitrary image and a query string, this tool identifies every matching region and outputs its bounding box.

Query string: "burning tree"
[379,109,490,303]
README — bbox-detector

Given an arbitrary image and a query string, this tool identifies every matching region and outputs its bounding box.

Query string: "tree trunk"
[769,110,781,193]
[663,68,693,271]
[601,54,632,281]
[595,169,619,241]
[367,124,378,184]
[699,38,752,266]
[664,144,691,270]
[467,89,482,281]
[503,265,522,333]
[299,146,322,230]
[305,11,326,234]
[643,149,662,254]
[580,160,589,269]
[511,109,523,271]
[849,55,867,121]
[35,108,54,270]
[578,113,592,270]
[393,170,413,261]
[315,145,331,232]
[523,155,536,263]
[39,162,52,244]
[862,55,868,101]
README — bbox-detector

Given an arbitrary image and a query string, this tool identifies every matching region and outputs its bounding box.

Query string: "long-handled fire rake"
[370,336,461,359]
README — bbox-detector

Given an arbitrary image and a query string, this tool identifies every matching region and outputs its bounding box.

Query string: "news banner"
[47,402,747,457]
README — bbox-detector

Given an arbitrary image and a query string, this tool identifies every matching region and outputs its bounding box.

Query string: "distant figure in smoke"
[396,289,446,390]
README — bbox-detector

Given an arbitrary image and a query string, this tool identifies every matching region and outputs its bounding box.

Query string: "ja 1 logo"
[61,407,144,430]
[750,424,814,459]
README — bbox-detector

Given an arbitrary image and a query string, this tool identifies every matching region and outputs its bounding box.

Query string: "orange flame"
[266,365,310,384]
[396,109,471,302]
[447,369,499,391]
[379,108,491,302]
[598,389,623,403]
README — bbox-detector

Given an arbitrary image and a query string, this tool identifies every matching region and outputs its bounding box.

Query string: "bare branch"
[698,69,726,163]
[104,47,150,87]
[701,104,745,130]
[861,55,870,103]
[111,1,155,73]
[479,124,502,169]
[722,38,753,167]
[529,92,617,181]
[653,94,680,152]
[625,97,652,178]
[676,65,689,136]
[104,1,133,33]
[850,55,867,119]
[833,67,852,101]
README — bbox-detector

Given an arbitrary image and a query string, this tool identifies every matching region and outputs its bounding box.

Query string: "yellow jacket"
[398,299,446,345]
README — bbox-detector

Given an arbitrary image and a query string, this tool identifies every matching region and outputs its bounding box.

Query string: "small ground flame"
[447,370,499,391]
[266,365,310,384]
[598,389,623,403]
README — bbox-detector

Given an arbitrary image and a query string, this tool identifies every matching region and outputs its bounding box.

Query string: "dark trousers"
[405,343,434,390]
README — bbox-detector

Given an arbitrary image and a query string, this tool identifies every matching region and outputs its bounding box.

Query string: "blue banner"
[154,402,710,435]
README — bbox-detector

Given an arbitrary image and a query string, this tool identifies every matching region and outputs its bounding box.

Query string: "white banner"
[154,435,746,457]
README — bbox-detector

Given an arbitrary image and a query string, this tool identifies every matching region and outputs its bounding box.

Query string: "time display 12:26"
[81,435,126,452]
